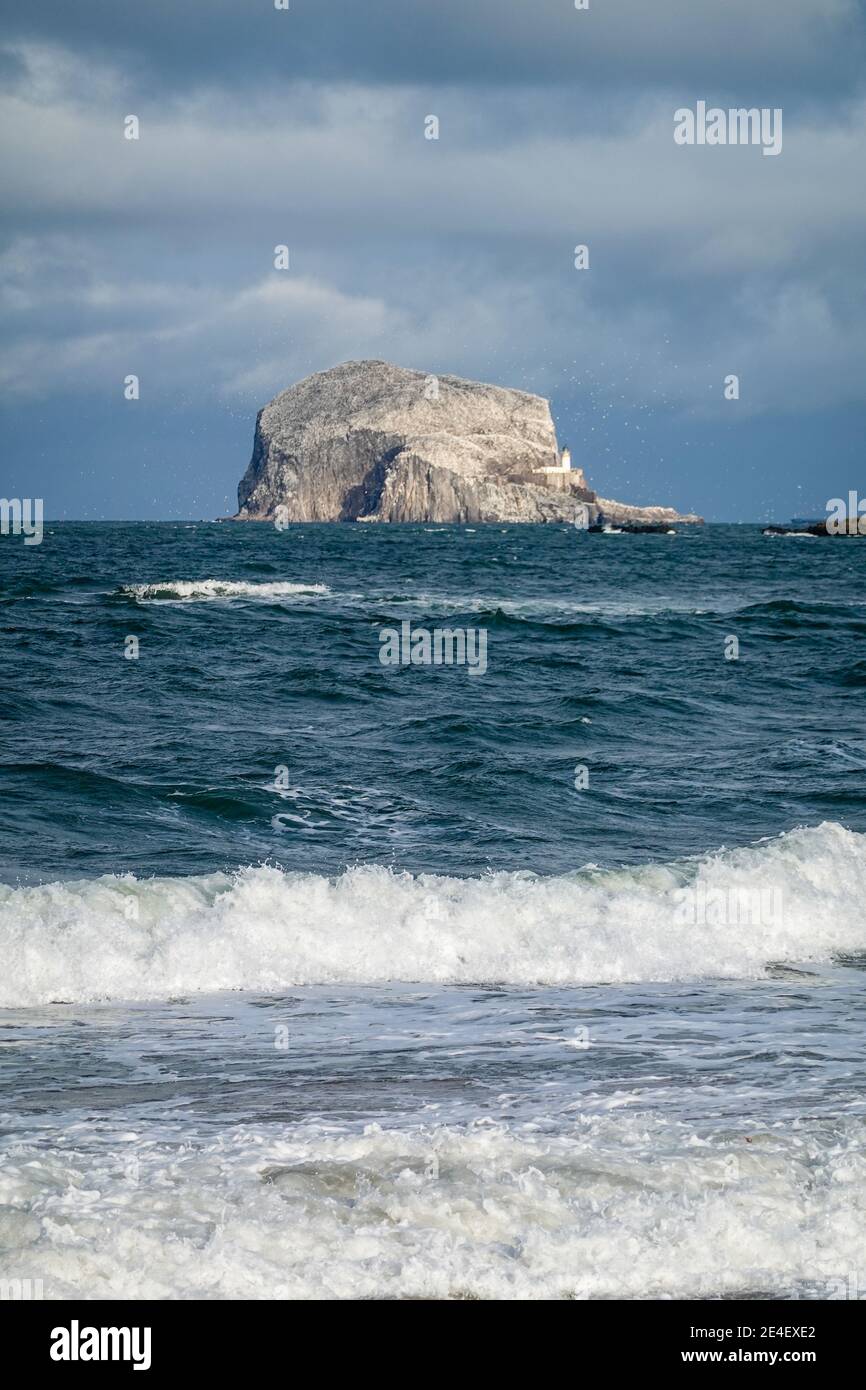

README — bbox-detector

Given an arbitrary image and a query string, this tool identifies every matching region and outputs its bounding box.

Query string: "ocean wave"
[117,580,331,602]
[3,1111,864,1299]
[2,823,865,1006]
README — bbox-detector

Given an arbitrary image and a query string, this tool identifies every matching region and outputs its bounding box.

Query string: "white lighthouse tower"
[532,445,579,478]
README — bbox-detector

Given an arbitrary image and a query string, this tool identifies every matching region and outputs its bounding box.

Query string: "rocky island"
[232,361,702,527]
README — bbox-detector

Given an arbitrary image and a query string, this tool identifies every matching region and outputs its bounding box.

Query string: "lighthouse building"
[533,447,585,484]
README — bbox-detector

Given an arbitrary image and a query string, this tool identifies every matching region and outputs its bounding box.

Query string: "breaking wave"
[118,580,330,602]
[2,823,865,1006]
[4,1111,865,1300]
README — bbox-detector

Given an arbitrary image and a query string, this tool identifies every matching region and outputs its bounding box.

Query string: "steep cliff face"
[234,361,700,525]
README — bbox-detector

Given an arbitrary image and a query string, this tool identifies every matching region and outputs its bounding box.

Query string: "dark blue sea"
[1,521,865,1298]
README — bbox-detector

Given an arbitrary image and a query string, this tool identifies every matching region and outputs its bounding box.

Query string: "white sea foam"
[2,823,865,1007]
[120,580,330,602]
[2,1111,864,1299]
[382,590,732,619]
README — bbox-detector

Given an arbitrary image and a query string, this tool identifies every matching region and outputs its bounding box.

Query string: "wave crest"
[2,823,865,1006]
[118,580,330,602]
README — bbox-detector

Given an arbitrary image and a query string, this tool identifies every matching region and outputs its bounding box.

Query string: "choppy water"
[1,522,865,1299]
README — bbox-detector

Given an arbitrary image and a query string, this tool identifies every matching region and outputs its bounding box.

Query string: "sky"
[0,0,864,521]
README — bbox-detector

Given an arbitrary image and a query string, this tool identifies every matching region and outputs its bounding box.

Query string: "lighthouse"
[532,445,580,478]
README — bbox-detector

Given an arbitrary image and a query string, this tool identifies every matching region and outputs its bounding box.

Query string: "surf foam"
[2,823,865,1006]
[3,1112,864,1299]
[119,580,330,602]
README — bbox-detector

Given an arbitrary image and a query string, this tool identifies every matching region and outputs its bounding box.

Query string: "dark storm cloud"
[1,0,863,97]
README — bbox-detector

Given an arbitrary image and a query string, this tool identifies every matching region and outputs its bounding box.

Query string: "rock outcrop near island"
[234,361,701,526]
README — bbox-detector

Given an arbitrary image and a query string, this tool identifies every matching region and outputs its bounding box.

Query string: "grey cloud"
[2,227,862,431]
[0,47,864,423]
[0,0,862,95]
[0,8,864,523]
[2,63,863,265]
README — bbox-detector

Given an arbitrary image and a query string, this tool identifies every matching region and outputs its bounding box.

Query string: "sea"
[1,520,865,1300]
